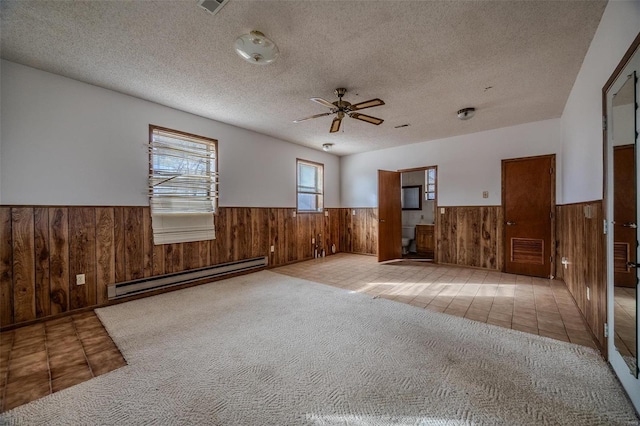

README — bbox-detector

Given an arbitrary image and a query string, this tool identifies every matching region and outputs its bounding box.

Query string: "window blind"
[149,126,218,245]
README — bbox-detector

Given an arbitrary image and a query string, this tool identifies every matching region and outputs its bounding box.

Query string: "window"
[149,125,218,244]
[297,159,323,213]
[425,167,436,200]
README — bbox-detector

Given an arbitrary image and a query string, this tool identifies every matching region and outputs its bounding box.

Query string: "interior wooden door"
[378,170,402,262]
[503,155,555,277]
[613,145,637,287]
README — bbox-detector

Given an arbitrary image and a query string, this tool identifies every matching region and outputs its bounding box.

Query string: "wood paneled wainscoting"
[555,201,607,349]
[436,206,504,271]
[0,206,358,329]
[339,208,378,256]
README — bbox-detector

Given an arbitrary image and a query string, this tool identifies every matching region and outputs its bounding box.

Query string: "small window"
[297,159,323,213]
[425,167,436,201]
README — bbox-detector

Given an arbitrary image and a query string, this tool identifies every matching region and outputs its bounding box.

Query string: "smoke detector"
[457,107,476,120]
[322,143,333,152]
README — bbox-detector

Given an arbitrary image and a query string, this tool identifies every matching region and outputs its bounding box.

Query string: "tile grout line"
[534,278,569,340]
[548,278,594,346]
[71,315,96,378]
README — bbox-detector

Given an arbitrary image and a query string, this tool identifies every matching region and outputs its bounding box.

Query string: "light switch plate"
[482,191,489,198]
[76,274,85,285]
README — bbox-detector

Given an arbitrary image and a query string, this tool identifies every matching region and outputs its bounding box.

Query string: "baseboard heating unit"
[107,256,268,300]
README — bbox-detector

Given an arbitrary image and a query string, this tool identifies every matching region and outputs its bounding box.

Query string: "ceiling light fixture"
[457,107,476,120]
[234,31,279,65]
[322,143,333,152]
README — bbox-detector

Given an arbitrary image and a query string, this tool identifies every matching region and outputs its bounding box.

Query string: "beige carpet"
[1,271,638,425]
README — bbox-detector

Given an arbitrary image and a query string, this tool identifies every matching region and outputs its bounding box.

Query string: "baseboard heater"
[107,256,268,300]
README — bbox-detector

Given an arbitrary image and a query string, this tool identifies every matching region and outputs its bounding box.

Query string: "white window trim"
[297,158,324,213]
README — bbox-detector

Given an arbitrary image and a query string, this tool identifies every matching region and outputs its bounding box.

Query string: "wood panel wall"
[0,206,347,328]
[436,206,504,270]
[556,201,606,348]
[339,208,378,255]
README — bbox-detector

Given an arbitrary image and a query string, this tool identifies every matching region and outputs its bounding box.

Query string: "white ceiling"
[0,0,607,156]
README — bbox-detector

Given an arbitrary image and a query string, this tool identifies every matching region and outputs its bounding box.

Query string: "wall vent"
[107,256,267,300]
[197,0,230,16]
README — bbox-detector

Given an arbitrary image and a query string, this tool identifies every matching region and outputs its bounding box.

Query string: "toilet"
[401,226,416,255]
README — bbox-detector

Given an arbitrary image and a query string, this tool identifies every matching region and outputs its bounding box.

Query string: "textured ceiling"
[0,0,607,156]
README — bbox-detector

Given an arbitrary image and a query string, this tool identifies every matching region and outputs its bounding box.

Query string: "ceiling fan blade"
[310,97,337,109]
[293,112,333,123]
[350,98,385,111]
[350,113,384,125]
[330,116,342,133]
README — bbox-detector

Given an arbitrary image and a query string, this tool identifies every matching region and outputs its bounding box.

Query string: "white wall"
[341,119,562,207]
[0,60,340,207]
[560,1,640,204]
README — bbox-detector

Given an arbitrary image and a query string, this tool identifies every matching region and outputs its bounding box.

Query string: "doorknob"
[506,221,516,226]
[380,219,385,223]
[628,262,639,269]
[623,222,638,228]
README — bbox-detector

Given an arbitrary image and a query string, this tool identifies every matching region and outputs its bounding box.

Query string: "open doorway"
[400,166,437,260]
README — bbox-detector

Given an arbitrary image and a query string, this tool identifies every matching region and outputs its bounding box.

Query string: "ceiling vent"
[197,0,230,16]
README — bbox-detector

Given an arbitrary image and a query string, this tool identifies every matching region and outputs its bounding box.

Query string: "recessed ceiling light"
[457,107,476,120]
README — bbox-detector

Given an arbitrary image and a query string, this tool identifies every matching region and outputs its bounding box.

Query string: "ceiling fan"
[293,88,385,133]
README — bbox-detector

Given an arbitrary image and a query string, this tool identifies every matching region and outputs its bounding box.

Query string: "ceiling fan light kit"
[294,88,386,133]
[457,107,476,120]
[234,31,279,65]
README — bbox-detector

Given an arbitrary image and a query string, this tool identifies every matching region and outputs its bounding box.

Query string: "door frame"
[398,165,438,262]
[603,32,640,398]
[501,154,556,278]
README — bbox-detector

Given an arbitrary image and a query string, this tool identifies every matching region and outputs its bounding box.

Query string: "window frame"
[425,166,437,201]
[296,158,324,214]
[148,124,219,215]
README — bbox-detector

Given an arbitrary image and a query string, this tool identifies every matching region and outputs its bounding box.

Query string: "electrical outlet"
[482,191,489,199]
[76,274,85,285]
[312,238,315,244]
[587,287,590,301]
[270,245,274,253]
[292,211,296,218]
[352,210,356,215]
[440,207,445,214]
[324,210,329,217]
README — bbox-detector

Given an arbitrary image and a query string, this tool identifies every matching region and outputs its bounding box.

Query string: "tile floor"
[0,311,126,412]
[276,253,598,349]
